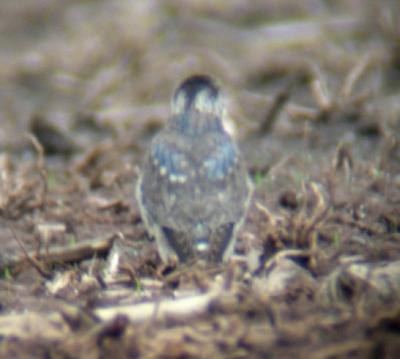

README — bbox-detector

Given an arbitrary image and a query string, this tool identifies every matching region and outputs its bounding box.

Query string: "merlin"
[136,75,252,263]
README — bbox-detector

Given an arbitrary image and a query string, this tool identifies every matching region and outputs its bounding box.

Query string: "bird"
[136,74,252,263]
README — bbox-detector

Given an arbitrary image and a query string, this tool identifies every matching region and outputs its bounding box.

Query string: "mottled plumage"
[136,75,252,263]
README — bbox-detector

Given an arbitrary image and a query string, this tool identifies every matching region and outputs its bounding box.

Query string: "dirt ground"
[0,0,399,358]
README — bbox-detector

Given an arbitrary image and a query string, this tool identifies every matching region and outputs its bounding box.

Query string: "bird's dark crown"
[171,75,222,116]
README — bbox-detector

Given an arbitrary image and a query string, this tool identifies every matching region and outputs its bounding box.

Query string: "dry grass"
[0,0,399,358]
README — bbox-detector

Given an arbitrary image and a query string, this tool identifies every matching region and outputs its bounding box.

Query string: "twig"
[9,226,51,279]
[310,66,332,111]
[25,133,48,209]
[0,233,116,273]
[341,53,372,98]
[95,290,220,323]
[258,76,300,135]
[285,103,319,120]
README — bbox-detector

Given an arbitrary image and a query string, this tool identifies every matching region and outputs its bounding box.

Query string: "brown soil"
[0,1,399,358]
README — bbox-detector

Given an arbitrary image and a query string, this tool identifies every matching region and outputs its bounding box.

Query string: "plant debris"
[0,0,399,358]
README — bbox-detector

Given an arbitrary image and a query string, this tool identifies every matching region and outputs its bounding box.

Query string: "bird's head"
[172,75,222,115]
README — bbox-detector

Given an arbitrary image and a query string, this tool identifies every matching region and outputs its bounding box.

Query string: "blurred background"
[0,0,400,136]
[1,0,399,160]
